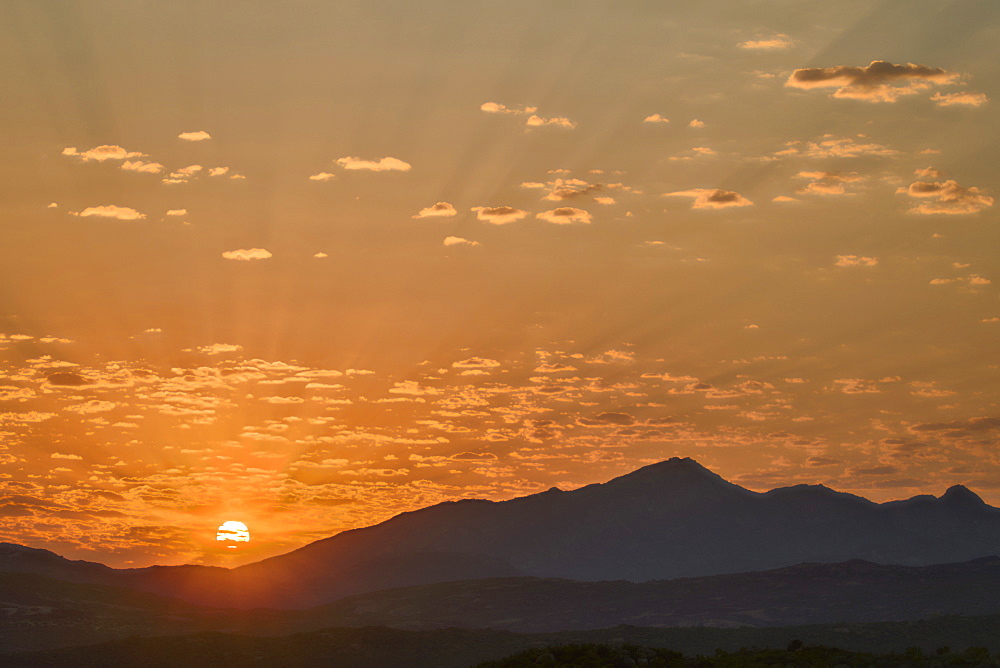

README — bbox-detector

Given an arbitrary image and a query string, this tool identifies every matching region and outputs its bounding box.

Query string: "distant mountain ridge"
[2,457,999,608]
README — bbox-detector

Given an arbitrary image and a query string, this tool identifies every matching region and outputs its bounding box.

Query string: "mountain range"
[3,457,999,609]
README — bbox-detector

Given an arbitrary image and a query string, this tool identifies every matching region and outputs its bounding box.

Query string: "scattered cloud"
[643,114,670,123]
[309,172,336,181]
[221,248,273,261]
[335,156,411,172]
[786,60,960,103]
[773,135,898,159]
[313,252,329,258]
[526,114,577,129]
[688,119,706,128]
[738,34,794,50]
[796,171,864,196]
[930,91,988,107]
[898,179,994,215]
[196,343,243,355]
[121,160,164,174]
[471,206,528,225]
[166,209,187,216]
[208,167,229,177]
[177,130,211,142]
[835,255,879,267]
[71,205,146,220]
[413,202,457,219]
[536,207,593,224]
[62,145,144,162]
[480,102,537,115]
[443,236,479,246]
[664,188,753,209]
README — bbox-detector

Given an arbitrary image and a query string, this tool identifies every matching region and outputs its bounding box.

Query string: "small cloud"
[643,114,670,123]
[166,209,187,216]
[835,254,879,267]
[688,119,706,128]
[664,188,753,209]
[443,236,479,246]
[208,167,229,176]
[471,206,528,225]
[71,205,146,220]
[796,170,864,196]
[62,145,144,162]
[526,114,577,129]
[594,196,616,205]
[313,252,329,258]
[930,274,991,287]
[221,248,272,261]
[785,60,960,103]
[930,91,988,107]
[898,179,994,215]
[774,135,898,159]
[178,130,211,142]
[335,156,411,172]
[480,102,537,115]
[196,343,243,355]
[914,167,943,179]
[772,195,799,203]
[51,452,83,460]
[47,203,58,208]
[413,202,457,219]
[537,207,592,224]
[309,172,336,181]
[121,160,164,174]
[738,34,794,50]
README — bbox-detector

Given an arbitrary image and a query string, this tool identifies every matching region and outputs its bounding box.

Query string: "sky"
[1,0,999,567]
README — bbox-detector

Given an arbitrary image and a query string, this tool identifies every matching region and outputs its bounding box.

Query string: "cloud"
[453,357,500,369]
[309,172,336,181]
[688,119,706,128]
[664,188,753,209]
[450,451,498,461]
[543,178,603,201]
[643,114,670,123]
[930,91,988,107]
[443,236,479,246]
[64,400,116,414]
[413,202,457,219]
[930,274,991,287]
[335,156,411,172]
[71,205,146,220]
[738,34,794,50]
[196,343,243,355]
[50,452,83,460]
[898,179,994,215]
[796,171,864,196]
[471,206,528,225]
[208,167,229,176]
[313,252,329,258]
[480,102,537,115]
[121,160,164,174]
[772,195,799,203]
[786,60,960,103]
[835,255,878,267]
[221,248,273,261]
[526,115,577,129]
[536,207,592,224]
[178,130,211,142]
[773,135,898,159]
[166,209,187,216]
[62,145,144,162]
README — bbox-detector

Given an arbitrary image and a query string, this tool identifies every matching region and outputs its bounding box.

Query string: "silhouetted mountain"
[2,458,999,608]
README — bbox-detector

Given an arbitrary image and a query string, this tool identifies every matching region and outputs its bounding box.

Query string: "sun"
[216,520,250,549]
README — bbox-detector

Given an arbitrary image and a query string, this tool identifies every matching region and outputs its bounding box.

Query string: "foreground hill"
[3,558,1000,652]
[3,458,1000,608]
[6,617,1000,668]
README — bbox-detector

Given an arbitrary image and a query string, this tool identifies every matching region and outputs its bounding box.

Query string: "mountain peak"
[603,457,745,493]
[940,484,986,507]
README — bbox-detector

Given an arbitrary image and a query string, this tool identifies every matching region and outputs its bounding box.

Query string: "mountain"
[3,457,1000,608]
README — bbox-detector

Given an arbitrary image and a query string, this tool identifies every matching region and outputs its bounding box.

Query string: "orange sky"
[1,0,999,567]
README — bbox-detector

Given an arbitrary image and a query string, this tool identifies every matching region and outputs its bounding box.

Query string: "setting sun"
[216,521,250,549]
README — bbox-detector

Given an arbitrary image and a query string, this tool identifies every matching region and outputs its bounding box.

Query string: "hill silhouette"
[2,458,999,608]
